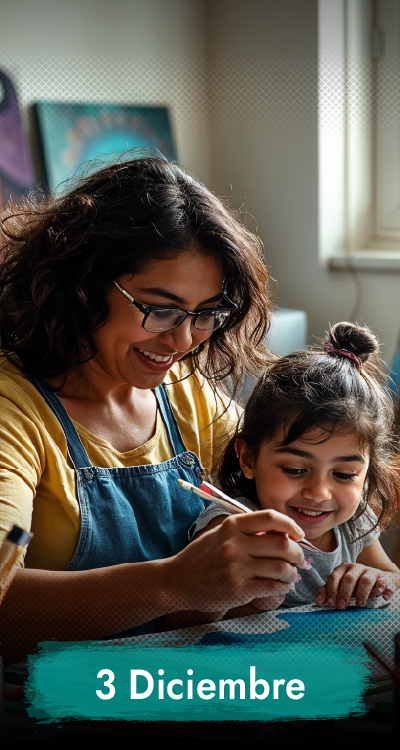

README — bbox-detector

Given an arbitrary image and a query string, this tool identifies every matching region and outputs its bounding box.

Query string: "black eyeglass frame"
[112,280,238,332]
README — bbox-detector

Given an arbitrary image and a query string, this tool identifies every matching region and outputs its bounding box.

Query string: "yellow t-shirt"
[0,358,240,570]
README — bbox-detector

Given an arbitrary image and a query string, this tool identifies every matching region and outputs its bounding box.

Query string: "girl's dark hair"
[219,321,399,535]
[0,155,271,396]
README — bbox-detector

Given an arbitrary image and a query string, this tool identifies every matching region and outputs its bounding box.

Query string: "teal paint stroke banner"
[25,640,370,722]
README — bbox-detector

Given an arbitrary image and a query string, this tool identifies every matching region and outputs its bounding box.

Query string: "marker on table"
[0,525,33,594]
[177,478,319,552]
[363,640,400,691]
[0,526,33,723]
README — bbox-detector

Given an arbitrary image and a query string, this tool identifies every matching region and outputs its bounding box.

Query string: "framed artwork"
[0,70,34,206]
[31,102,176,192]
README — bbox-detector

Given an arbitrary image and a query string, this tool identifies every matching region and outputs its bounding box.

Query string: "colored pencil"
[177,478,320,551]
[177,479,248,514]
[363,640,400,690]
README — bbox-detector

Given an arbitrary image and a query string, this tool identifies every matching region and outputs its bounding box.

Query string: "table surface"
[5,592,400,681]
[111,592,400,686]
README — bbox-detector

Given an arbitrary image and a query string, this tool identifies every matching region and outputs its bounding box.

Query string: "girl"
[192,322,400,612]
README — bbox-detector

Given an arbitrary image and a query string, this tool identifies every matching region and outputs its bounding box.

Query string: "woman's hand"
[316,563,400,609]
[163,510,306,616]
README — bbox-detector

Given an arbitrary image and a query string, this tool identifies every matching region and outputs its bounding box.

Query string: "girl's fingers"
[368,578,387,600]
[318,568,397,610]
[353,572,377,607]
[369,585,383,600]
[382,580,396,600]
[323,565,352,607]
[382,587,395,600]
[336,569,364,609]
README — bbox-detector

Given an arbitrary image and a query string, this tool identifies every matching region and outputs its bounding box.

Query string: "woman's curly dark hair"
[0,155,271,396]
[219,322,400,537]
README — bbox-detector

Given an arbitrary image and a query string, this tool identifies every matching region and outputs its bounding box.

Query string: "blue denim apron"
[27,374,207,635]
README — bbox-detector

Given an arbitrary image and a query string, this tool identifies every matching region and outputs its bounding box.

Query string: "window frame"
[319,0,400,271]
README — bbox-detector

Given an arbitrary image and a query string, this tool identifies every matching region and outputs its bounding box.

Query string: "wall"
[1,0,400,362]
[204,0,400,364]
[0,0,211,184]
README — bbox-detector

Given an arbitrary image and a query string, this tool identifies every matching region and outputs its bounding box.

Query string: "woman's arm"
[1,510,306,663]
[0,561,172,664]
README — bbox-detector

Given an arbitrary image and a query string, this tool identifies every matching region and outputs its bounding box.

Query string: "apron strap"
[26,372,92,470]
[155,383,187,456]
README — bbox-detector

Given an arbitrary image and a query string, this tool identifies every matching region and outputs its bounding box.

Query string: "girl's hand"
[164,510,307,615]
[316,563,399,609]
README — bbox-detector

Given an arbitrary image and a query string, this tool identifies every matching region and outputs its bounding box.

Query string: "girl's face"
[236,428,369,550]
[89,250,225,390]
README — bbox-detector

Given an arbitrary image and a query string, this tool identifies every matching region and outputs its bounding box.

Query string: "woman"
[0,156,305,662]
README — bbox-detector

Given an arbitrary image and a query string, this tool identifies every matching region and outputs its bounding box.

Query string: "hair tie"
[324,346,361,371]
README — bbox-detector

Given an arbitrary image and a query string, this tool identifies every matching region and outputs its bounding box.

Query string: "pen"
[177,478,319,552]
[178,479,252,514]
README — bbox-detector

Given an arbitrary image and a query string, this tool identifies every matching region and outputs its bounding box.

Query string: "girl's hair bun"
[325,321,380,363]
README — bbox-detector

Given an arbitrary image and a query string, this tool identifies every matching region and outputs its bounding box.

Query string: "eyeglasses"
[112,280,238,333]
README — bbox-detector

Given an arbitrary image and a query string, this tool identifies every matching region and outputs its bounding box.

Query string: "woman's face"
[90,250,225,390]
[236,428,369,549]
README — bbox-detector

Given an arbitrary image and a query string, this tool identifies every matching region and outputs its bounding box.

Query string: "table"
[3,596,400,744]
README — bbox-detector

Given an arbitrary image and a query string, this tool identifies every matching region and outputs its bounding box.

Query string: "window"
[319,0,400,270]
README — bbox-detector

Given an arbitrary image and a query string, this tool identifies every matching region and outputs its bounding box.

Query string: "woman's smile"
[136,349,174,363]
[90,250,225,389]
[133,347,175,371]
